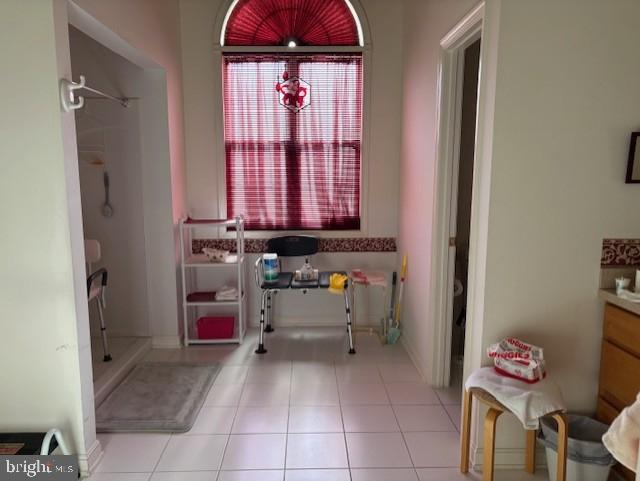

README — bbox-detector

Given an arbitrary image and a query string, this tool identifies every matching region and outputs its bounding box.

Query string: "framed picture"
[626,132,640,183]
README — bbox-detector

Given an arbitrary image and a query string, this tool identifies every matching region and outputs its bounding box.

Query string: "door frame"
[430,2,488,387]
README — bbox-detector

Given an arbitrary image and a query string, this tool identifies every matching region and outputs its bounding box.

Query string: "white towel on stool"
[465,367,566,429]
[602,393,640,472]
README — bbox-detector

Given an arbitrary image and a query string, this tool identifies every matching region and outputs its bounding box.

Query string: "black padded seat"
[261,272,293,289]
[319,271,348,289]
[267,235,318,256]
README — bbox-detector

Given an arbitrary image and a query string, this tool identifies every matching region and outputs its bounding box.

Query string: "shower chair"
[85,239,111,362]
[253,235,356,355]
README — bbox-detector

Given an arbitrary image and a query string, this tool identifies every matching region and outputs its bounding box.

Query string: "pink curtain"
[223,54,362,230]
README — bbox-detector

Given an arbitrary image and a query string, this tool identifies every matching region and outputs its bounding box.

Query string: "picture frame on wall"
[626,132,640,183]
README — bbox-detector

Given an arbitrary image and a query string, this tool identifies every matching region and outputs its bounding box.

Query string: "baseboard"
[78,438,103,478]
[152,335,182,349]
[400,335,428,383]
[90,330,148,338]
[471,442,547,469]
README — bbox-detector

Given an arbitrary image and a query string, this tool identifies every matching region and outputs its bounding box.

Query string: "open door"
[444,38,481,387]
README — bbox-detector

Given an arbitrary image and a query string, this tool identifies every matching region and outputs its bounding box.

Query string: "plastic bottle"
[263,253,279,282]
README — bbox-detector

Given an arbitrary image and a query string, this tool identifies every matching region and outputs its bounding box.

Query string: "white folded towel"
[465,367,566,429]
[215,286,238,301]
[603,393,640,472]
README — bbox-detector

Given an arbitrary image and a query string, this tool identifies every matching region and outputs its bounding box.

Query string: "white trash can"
[538,415,616,481]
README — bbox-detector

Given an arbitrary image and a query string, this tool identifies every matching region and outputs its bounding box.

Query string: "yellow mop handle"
[394,255,407,325]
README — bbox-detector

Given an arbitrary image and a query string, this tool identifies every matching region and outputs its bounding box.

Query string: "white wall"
[70,27,150,338]
[468,0,640,464]
[0,0,88,467]
[400,0,640,468]
[178,0,404,326]
[398,0,478,379]
[0,0,187,473]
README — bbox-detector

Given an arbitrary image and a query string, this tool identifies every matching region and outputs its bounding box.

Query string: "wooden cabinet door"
[599,341,640,410]
[604,304,640,357]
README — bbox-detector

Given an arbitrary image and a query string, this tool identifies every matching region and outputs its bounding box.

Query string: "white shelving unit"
[180,216,246,345]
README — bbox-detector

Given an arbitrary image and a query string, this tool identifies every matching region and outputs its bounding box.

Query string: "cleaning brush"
[387,255,407,344]
[382,272,397,340]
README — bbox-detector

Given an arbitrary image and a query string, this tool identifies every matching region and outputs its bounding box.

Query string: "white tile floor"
[89,327,549,481]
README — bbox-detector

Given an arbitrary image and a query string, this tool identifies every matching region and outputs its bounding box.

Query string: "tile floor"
[89,327,549,481]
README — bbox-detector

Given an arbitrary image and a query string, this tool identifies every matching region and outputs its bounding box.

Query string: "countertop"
[599,288,640,317]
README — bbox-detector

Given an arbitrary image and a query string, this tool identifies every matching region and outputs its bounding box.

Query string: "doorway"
[430,2,487,390]
[68,26,152,404]
[449,38,480,388]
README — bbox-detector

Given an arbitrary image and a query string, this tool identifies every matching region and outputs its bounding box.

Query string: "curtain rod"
[79,84,131,108]
[60,75,133,111]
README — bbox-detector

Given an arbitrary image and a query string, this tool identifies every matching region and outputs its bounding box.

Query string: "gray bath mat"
[96,362,220,433]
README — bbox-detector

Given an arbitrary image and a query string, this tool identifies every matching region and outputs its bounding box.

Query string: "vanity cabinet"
[596,303,640,480]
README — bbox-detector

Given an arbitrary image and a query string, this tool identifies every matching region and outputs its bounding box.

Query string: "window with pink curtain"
[223,54,362,230]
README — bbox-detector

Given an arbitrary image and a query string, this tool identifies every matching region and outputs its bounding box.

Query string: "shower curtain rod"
[60,75,137,112]
[80,83,131,108]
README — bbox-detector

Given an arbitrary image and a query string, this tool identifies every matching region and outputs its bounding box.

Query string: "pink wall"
[398,0,478,379]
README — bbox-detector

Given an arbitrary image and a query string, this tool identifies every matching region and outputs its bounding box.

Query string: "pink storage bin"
[197,316,235,339]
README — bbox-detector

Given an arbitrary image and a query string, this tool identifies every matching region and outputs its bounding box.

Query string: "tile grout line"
[381,369,419,475]
[215,371,249,479]
[335,361,354,481]
[148,433,174,475]
[435,380,463,433]
[442,403,462,434]
[283,361,292,476]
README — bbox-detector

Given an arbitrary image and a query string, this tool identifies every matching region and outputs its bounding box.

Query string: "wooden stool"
[460,387,568,481]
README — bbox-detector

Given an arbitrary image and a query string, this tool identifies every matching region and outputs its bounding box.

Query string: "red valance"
[224,0,360,46]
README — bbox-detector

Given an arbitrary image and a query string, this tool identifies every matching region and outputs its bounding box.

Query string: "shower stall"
[70,26,152,404]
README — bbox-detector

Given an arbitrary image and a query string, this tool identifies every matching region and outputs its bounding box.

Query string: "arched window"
[221,0,364,47]
[221,0,364,230]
